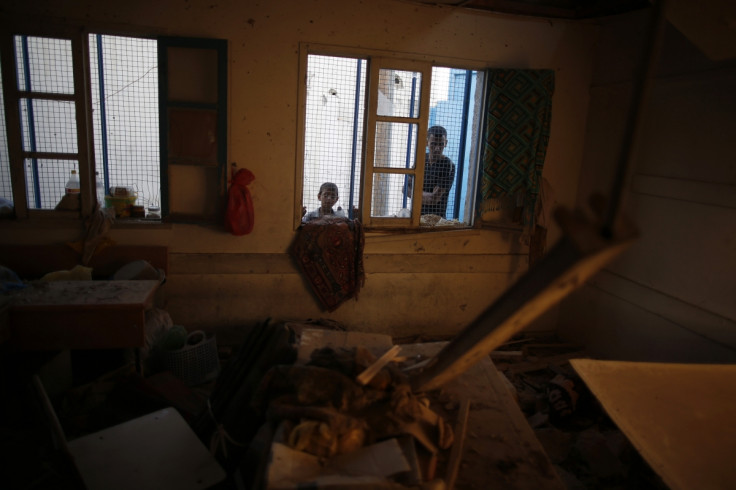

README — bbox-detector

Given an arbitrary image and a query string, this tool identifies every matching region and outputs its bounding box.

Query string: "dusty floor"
[493,334,668,490]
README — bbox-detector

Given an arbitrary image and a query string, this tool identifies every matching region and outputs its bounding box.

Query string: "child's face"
[319,188,339,210]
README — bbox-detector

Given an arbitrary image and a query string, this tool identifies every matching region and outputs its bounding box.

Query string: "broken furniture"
[200,325,565,489]
[32,374,226,490]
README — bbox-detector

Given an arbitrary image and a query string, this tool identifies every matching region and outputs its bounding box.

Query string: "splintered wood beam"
[445,398,470,490]
[410,203,638,393]
[356,345,402,385]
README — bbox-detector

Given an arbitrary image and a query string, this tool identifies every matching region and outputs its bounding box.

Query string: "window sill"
[364,221,525,243]
[110,219,173,230]
[0,216,173,231]
[365,226,480,242]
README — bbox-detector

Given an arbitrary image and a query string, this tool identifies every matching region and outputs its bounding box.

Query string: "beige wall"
[1,0,599,340]
[558,10,736,361]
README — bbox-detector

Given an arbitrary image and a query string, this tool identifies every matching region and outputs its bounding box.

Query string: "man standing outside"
[420,125,456,217]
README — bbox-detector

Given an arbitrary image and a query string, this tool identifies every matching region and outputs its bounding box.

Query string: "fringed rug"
[289,218,365,311]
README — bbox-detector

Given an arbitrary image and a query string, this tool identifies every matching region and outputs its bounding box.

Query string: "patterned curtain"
[479,69,555,230]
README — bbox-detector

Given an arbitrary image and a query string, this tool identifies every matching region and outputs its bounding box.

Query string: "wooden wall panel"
[163,271,525,339]
[168,252,527,275]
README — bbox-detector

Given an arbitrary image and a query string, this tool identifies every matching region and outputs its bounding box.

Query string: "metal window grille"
[302,55,366,219]
[0,55,12,205]
[429,67,483,222]
[89,34,160,208]
[302,55,482,225]
[15,36,78,209]
[6,35,160,211]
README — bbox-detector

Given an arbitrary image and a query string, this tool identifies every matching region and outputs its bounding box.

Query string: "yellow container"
[104,195,137,218]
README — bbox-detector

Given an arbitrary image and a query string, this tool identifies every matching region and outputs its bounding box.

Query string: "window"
[0,22,226,222]
[297,47,485,229]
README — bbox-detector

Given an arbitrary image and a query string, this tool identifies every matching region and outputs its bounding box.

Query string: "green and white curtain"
[479,69,555,230]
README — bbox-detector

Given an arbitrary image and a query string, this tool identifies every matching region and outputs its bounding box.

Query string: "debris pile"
[195,322,457,489]
[493,334,667,489]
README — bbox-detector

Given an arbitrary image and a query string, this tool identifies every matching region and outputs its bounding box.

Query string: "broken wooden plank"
[444,398,470,490]
[410,205,637,393]
[489,350,524,359]
[355,345,401,385]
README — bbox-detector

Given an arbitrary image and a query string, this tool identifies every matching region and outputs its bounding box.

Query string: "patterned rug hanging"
[289,218,365,312]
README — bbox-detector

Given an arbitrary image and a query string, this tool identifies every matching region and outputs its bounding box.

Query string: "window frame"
[0,17,228,225]
[0,21,95,220]
[363,57,432,228]
[294,43,489,231]
[158,36,229,223]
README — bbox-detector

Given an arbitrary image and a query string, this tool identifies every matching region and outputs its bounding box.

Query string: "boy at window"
[421,125,455,217]
[302,182,346,223]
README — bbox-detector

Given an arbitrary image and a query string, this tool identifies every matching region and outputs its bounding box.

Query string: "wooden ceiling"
[408,0,653,19]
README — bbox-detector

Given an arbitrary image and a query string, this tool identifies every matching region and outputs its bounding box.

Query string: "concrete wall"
[557,9,736,362]
[1,0,599,341]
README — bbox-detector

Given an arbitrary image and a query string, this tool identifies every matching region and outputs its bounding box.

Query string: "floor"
[493,334,668,490]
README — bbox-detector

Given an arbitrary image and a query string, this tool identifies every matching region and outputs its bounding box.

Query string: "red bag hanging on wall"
[225,167,255,235]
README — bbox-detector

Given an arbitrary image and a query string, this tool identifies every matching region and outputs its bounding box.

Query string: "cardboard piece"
[266,439,410,489]
[571,359,736,490]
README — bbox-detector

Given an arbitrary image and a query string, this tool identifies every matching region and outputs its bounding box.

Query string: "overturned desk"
[7,280,160,350]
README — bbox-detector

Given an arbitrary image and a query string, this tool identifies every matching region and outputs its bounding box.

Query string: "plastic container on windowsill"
[146,206,161,220]
[104,195,137,218]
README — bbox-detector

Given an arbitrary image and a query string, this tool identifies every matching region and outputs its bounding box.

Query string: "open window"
[0,19,227,223]
[296,46,485,230]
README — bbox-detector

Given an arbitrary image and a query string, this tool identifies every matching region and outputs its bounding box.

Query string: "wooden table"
[7,280,160,350]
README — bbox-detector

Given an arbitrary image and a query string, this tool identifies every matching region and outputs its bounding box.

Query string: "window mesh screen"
[302,55,366,219]
[371,120,417,218]
[14,36,77,209]
[20,99,78,153]
[89,34,160,208]
[15,37,74,94]
[24,158,79,210]
[428,67,481,222]
[302,58,482,225]
[0,57,12,206]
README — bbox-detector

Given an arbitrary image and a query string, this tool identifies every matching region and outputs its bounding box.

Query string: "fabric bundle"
[290,218,365,311]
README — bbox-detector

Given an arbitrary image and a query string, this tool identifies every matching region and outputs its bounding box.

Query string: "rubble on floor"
[492,333,668,489]
[3,325,672,489]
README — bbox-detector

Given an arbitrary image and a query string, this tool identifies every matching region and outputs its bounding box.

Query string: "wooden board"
[8,280,160,350]
[409,232,635,393]
[68,407,225,490]
[570,359,736,490]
